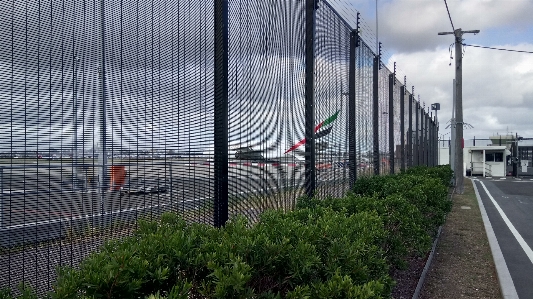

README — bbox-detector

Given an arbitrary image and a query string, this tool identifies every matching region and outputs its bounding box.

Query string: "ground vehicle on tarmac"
[120,178,169,196]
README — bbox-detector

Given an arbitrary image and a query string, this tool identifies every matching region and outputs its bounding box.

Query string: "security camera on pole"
[438,28,479,194]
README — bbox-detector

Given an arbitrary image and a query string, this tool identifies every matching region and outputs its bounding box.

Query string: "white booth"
[463,145,509,177]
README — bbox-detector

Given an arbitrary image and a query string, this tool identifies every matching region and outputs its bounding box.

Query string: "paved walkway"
[472,177,533,298]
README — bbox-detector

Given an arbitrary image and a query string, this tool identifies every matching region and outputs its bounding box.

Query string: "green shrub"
[48,208,389,299]
[286,271,385,299]
[403,165,454,187]
[7,165,451,299]
[352,167,452,236]
[298,193,430,269]
[0,284,39,299]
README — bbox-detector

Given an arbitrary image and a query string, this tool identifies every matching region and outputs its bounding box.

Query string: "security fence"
[0,0,438,295]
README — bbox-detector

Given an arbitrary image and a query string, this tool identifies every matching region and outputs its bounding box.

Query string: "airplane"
[204,111,341,169]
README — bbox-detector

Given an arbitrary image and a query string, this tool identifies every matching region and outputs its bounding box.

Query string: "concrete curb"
[411,225,443,299]
[412,187,455,299]
[472,178,519,299]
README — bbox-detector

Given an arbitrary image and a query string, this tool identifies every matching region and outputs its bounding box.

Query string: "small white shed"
[463,146,509,177]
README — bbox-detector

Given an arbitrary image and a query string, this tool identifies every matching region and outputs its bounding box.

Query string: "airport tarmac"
[0,159,355,232]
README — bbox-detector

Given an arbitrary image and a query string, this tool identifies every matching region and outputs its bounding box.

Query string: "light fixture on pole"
[431,103,440,123]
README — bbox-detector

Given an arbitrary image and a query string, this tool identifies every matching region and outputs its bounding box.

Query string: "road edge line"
[472,178,519,299]
[479,180,533,263]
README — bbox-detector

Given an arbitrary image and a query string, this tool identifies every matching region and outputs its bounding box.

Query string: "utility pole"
[438,28,479,194]
[450,79,456,175]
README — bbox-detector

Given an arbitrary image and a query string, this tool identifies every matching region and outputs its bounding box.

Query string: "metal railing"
[485,163,492,177]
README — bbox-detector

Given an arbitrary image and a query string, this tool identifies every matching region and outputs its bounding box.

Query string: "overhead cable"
[443,0,455,31]
[462,43,533,54]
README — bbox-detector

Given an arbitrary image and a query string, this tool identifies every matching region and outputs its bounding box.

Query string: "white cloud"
[377,0,533,53]
[390,42,533,139]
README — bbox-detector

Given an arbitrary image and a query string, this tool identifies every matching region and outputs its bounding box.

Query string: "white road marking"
[479,180,533,266]
[2,190,29,194]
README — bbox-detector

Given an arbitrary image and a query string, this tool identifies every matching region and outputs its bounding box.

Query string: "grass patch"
[419,178,501,299]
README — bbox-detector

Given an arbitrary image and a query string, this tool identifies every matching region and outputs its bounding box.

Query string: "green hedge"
[352,165,452,235]
[46,209,391,299]
[1,166,452,299]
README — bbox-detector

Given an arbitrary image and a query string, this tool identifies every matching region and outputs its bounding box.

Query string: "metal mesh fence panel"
[378,67,390,175]
[416,102,423,166]
[225,0,306,222]
[0,0,440,295]
[405,91,413,167]
[355,43,375,177]
[0,0,214,294]
[392,78,402,173]
[314,2,351,198]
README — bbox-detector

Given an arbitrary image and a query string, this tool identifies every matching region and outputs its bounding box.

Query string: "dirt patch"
[419,178,502,299]
[391,255,427,299]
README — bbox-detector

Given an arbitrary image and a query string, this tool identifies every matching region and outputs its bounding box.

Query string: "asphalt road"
[473,177,533,298]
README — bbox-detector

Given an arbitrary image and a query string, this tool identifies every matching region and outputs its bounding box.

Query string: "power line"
[462,43,533,54]
[443,0,455,31]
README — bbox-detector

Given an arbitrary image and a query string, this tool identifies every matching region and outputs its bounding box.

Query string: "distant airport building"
[438,133,532,177]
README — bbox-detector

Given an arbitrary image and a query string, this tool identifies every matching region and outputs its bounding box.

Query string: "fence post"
[304,0,317,198]
[424,110,428,166]
[414,100,419,166]
[420,105,424,166]
[427,111,430,166]
[418,106,426,165]
[428,114,431,166]
[433,119,440,166]
[423,108,427,166]
[433,116,437,166]
[431,117,437,166]
[0,168,3,228]
[214,0,229,227]
[348,28,357,187]
[423,111,427,166]
[373,56,379,175]
[400,86,405,172]
[429,114,433,166]
[169,162,173,209]
[428,116,432,166]
[99,0,108,224]
[388,74,394,174]
[420,108,424,166]
[408,94,413,168]
[415,100,422,166]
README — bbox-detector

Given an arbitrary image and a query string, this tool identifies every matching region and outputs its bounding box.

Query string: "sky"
[2,0,532,153]
[334,0,533,141]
